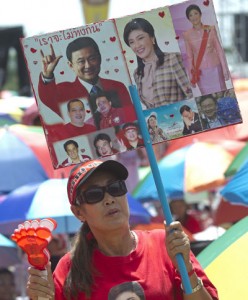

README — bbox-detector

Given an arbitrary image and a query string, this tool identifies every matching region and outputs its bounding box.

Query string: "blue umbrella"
[126,193,151,225]
[0,179,150,235]
[0,179,80,235]
[221,160,248,206]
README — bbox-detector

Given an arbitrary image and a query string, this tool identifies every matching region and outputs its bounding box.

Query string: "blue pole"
[129,85,192,294]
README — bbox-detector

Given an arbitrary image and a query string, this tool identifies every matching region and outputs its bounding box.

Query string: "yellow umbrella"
[197,216,248,299]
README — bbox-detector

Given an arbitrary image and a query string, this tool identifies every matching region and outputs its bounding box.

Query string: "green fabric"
[197,216,248,268]
[224,143,248,177]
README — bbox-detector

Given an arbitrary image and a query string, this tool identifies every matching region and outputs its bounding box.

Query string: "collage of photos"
[21,0,242,169]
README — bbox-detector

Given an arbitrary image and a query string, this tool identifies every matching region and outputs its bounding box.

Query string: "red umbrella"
[213,198,248,226]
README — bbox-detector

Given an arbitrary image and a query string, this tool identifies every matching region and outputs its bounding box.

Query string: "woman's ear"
[71,205,86,222]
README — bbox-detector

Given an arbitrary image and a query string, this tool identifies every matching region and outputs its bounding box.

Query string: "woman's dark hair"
[108,281,145,300]
[63,223,98,299]
[123,18,164,77]
[186,4,202,19]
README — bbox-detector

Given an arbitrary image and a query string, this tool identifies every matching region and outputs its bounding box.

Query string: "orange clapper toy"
[11,218,57,269]
[11,218,57,300]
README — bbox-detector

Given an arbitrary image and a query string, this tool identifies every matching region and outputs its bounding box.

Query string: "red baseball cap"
[67,159,128,204]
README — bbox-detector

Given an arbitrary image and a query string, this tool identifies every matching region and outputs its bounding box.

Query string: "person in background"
[179,104,202,135]
[47,235,68,273]
[169,198,203,234]
[123,17,193,108]
[0,268,16,300]
[60,139,91,167]
[26,159,218,300]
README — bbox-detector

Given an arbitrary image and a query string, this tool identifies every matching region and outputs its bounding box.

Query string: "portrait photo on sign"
[115,6,193,110]
[169,0,233,97]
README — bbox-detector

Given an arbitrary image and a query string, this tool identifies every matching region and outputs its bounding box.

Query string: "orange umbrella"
[133,142,234,201]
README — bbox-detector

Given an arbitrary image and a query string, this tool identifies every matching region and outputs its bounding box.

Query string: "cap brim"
[77,160,128,191]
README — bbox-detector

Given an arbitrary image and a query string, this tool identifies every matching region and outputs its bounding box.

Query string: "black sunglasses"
[78,180,127,204]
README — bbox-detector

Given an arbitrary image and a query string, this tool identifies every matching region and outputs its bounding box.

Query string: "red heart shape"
[60,71,64,75]
[175,36,179,40]
[122,50,126,54]
[203,0,209,6]
[86,110,91,113]
[30,48,37,53]
[110,36,116,42]
[158,11,165,18]
[129,60,134,64]
[170,114,174,118]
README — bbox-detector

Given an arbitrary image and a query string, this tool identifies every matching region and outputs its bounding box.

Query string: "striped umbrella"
[197,216,248,300]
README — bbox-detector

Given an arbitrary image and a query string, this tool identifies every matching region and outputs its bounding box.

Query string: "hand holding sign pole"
[11,218,57,300]
[129,85,192,294]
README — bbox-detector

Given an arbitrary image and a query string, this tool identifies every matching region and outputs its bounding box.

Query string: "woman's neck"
[96,230,137,256]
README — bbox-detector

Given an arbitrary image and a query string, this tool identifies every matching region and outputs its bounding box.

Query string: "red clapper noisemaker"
[11,218,57,300]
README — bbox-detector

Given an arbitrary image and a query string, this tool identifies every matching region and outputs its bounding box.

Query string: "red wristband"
[175,265,195,277]
[188,267,195,277]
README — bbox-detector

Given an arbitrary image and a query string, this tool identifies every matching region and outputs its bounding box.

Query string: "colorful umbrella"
[224,142,248,177]
[221,159,248,207]
[0,127,48,193]
[133,142,234,201]
[0,233,20,268]
[0,124,72,194]
[0,97,35,126]
[197,216,248,300]
[0,179,150,235]
[0,105,23,125]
